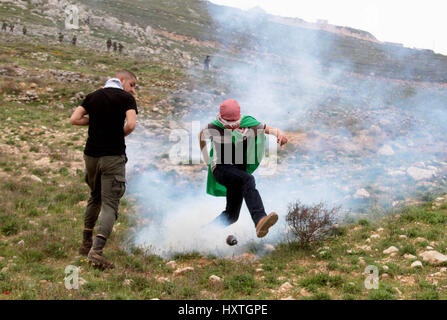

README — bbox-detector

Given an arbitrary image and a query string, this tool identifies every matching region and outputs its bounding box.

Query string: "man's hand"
[124,109,137,137]
[265,125,288,146]
[70,106,89,126]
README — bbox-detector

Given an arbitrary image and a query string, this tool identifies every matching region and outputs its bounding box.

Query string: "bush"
[286,201,339,246]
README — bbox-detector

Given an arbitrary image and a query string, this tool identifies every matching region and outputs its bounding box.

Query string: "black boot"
[87,236,114,269]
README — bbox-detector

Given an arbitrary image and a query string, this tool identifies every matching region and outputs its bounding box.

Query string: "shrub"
[286,201,339,246]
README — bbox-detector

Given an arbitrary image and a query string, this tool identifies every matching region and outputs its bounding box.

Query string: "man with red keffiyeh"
[199,99,288,238]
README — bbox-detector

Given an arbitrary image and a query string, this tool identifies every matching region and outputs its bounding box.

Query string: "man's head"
[116,70,137,95]
[219,99,241,121]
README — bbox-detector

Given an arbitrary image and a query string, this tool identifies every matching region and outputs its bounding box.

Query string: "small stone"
[155,276,170,283]
[382,265,389,271]
[255,268,264,273]
[383,246,399,254]
[174,266,194,276]
[279,282,293,292]
[426,246,434,250]
[281,296,295,300]
[209,275,223,284]
[415,237,427,243]
[354,188,370,199]
[263,244,276,252]
[30,175,43,183]
[166,261,176,269]
[381,273,390,279]
[123,279,132,286]
[399,235,407,239]
[370,234,380,239]
[17,240,25,247]
[419,251,447,265]
[404,254,417,260]
[411,261,423,269]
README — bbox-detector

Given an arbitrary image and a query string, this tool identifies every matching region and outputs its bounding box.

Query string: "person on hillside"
[204,55,211,71]
[199,99,288,238]
[22,25,27,35]
[69,70,138,269]
[106,38,112,51]
[72,35,77,46]
[2,22,7,32]
[118,43,123,54]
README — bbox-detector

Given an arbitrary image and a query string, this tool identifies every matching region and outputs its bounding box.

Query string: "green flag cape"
[206,115,265,197]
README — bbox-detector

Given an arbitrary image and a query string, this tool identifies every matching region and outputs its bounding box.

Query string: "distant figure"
[58,32,64,43]
[118,43,123,54]
[113,41,117,52]
[106,38,112,51]
[22,26,27,35]
[72,35,77,46]
[9,24,14,32]
[1,22,7,32]
[204,55,211,71]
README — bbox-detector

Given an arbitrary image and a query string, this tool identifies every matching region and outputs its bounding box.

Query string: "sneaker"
[255,212,278,238]
[87,249,115,270]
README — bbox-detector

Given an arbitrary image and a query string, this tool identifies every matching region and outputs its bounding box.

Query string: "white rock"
[383,246,399,254]
[165,261,176,269]
[209,275,223,284]
[30,175,43,183]
[279,282,293,292]
[420,251,447,265]
[174,267,194,276]
[263,244,276,252]
[17,240,25,247]
[399,235,407,239]
[370,234,380,239]
[354,188,370,199]
[411,261,423,269]
[403,254,417,260]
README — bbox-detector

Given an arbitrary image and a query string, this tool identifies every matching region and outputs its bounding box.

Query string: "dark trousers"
[212,164,267,227]
[83,154,127,239]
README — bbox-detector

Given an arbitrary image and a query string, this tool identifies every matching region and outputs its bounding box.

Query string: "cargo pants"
[83,154,127,239]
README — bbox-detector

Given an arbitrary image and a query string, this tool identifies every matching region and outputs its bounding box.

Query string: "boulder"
[419,251,447,265]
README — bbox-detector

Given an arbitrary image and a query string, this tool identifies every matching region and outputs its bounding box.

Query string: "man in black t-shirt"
[70,70,138,269]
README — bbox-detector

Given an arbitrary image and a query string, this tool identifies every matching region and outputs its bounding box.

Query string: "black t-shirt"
[81,88,138,157]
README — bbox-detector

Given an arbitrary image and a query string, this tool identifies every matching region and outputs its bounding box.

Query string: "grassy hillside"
[1,36,447,300]
[1,0,447,301]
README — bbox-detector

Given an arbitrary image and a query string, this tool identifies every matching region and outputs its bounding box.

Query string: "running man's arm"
[69,106,89,126]
[124,109,137,137]
[265,125,288,146]
[199,129,210,165]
